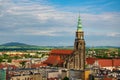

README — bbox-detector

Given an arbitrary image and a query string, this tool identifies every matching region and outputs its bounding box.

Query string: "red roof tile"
[86,57,97,65]
[87,58,120,67]
[12,60,30,63]
[44,55,64,65]
[0,64,17,69]
[113,59,120,67]
[97,59,112,67]
[31,63,47,68]
[104,77,113,80]
[47,78,58,80]
[50,49,73,55]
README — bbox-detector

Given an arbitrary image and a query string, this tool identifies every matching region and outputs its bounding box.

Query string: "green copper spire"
[77,15,82,31]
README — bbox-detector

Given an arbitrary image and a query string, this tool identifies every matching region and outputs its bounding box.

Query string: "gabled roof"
[113,59,120,67]
[43,55,64,65]
[31,63,47,68]
[104,78,113,80]
[86,57,97,65]
[50,49,73,55]
[0,64,17,69]
[86,58,120,67]
[97,59,112,67]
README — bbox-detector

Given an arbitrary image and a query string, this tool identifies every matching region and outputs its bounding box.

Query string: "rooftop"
[50,49,73,55]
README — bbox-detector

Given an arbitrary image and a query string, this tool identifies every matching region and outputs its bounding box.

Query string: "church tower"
[74,15,86,70]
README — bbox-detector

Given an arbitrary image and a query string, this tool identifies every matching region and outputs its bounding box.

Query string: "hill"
[0,42,41,51]
[90,46,120,49]
[1,42,29,46]
[0,42,119,51]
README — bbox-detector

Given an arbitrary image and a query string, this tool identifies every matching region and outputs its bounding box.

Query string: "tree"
[41,54,45,58]
[14,55,21,59]
[8,57,12,63]
[20,61,26,68]
[3,54,9,59]
[0,56,3,63]
[24,54,32,58]
[63,77,69,80]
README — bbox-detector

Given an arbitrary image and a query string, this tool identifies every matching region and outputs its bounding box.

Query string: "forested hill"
[0,42,119,51]
[1,42,29,46]
[0,42,72,51]
[0,42,44,51]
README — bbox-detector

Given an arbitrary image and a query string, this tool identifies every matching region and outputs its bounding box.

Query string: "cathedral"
[64,15,86,70]
[44,15,86,71]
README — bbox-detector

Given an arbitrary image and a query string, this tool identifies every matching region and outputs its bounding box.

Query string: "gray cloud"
[0,0,76,36]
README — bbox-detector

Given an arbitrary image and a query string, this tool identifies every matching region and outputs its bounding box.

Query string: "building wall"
[0,69,6,80]
[47,72,59,78]
[10,74,42,80]
[61,70,67,79]
[85,70,91,80]
[69,70,84,80]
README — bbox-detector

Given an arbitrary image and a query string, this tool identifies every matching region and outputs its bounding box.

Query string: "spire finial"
[77,13,82,32]
[79,11,80,17]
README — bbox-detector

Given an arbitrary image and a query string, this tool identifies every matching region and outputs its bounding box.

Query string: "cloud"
[0,1,120,37]
[107,32,120,37]
[0,0,120,46]
[0,0,77,37]
[82,12,120,35]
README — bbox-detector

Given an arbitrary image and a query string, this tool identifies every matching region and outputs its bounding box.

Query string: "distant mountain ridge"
[87,46,120,49]
[0,42,42,51]
[1,42,30,46]
[0,42,119,49]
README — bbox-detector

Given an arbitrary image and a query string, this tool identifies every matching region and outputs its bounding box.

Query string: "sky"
[0,0,120,46]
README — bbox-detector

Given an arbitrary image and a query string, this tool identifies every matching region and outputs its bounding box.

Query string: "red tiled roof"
[50,49,73,55]
[12,60,30,63]
[97,59,112,67]
[47,77,58,80]
[87,58,120,67]
[31,63,47,68]
[44,55,64,65]
[86,57,97,65]
[113,59,120,67]
[104,78,113,80]
[0,64,17,69]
